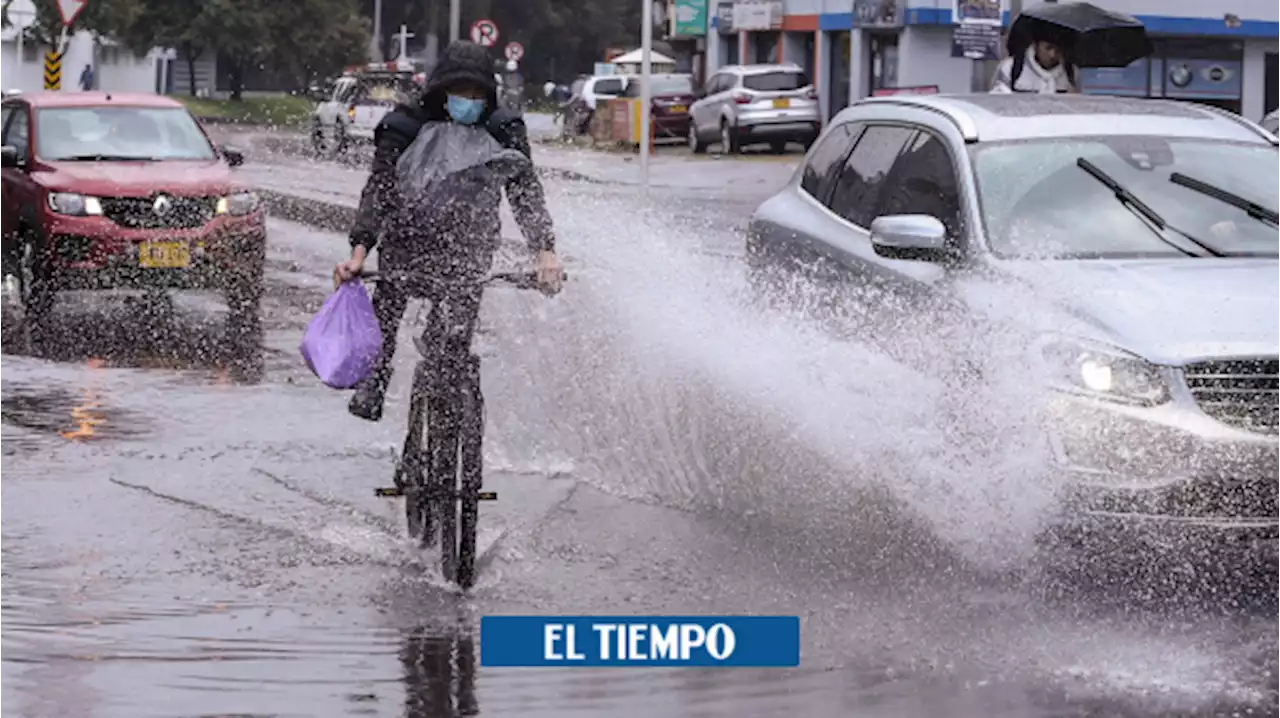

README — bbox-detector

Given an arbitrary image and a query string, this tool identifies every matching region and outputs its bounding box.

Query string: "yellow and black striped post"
[43,51,63,90]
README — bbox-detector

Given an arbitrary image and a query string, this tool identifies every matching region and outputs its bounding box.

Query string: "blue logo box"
[480,615,800,667]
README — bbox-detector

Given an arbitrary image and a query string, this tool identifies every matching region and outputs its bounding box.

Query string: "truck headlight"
[47,192,103,216]
[1039,337,1170,407]
[216,192,260,216]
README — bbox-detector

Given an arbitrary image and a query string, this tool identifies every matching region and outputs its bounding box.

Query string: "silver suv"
[747,94,1279,555]
[688,63,821,154]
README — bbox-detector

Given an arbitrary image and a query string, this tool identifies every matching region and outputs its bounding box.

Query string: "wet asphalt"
[2,119,1277,718]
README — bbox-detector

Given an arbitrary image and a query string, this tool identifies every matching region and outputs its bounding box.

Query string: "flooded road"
[3,133,1276,718]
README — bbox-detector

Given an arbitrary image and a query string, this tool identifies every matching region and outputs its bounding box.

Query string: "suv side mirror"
[869,214,951,261]
[221,146,244,167]
[1,145,21,168]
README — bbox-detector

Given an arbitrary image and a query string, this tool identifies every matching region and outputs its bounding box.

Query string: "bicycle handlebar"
[356,269,567,291]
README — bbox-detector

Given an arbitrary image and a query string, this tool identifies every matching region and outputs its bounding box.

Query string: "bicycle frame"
[364,269,562,589]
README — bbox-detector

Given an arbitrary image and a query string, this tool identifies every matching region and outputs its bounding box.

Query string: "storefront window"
[754,31,781,64]
[829,31,851,120]
[1080,37,1245,115]
[868,34,898,91]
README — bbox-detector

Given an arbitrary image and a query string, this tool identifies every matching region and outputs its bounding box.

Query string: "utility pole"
[639,0,653,194]
[450,0,461,43]
[371,0,384,61]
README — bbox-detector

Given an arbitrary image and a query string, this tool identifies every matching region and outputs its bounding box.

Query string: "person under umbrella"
[990,24,1078,94]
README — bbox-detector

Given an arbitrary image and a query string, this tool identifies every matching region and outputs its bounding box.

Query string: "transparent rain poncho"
[389,121,532,278]
[395,120,531,211]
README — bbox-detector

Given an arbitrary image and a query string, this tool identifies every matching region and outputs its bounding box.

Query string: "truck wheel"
[310,121,327,155]
[333,122,349,158]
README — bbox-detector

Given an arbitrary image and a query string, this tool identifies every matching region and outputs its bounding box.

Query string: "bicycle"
[363,268,564,590]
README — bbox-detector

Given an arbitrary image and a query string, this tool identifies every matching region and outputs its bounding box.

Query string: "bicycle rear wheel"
[454,358,485,590]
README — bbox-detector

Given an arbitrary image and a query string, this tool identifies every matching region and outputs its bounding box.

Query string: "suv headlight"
[1038,337,1170,407]
[216,192,260,216]
[47,192,103,216]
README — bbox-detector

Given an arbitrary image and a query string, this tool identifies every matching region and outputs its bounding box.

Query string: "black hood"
[418,40,499,122]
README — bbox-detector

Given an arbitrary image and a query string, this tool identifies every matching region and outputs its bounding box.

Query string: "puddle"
[1,291,268,385]
[1,382,150,443]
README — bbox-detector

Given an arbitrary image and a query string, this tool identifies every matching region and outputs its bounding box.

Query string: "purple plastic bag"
[299,281,384,389]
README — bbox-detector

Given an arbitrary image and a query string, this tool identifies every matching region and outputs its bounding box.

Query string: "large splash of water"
[480,188,1063,571]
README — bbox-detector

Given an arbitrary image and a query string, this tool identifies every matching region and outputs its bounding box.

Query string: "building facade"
[1,29,174,94]
[699,0,1278,123]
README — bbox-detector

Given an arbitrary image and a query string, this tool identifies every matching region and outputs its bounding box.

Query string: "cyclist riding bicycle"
[334,40,564,422]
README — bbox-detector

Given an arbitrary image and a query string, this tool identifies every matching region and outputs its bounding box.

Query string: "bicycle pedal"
[374,487,404,497]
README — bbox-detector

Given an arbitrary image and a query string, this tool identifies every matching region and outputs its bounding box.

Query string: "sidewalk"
[210,119,800,193]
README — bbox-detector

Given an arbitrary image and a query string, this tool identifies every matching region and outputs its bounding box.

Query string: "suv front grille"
[1184,358,1279,435]
[100,195,217,230]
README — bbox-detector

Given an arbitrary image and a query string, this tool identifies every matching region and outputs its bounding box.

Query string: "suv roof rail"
[1192,102,1279,145]
[856,96,980,142]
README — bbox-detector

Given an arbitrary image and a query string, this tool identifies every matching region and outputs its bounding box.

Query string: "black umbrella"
[1008,2,1153,68]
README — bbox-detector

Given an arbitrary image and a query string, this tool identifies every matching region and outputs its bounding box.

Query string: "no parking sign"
[470,19,500,47]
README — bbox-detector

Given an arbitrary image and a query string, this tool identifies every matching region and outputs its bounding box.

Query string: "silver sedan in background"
[746,93,1278,558]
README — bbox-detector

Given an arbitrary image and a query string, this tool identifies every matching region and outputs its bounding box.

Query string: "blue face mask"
[446,95,486,125]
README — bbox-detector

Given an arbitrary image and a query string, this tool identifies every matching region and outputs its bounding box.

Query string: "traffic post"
[43,50,63,90]
[469,19,500,48]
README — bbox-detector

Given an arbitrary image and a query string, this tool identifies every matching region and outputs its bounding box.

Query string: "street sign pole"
[371,0,383,61]
[639,0,653,194]
[450,0,461,43]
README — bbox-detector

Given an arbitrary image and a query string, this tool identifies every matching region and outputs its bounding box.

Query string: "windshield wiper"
[1169,172,1280,226]
[57,154,161,162]
[1076,158,1224,258]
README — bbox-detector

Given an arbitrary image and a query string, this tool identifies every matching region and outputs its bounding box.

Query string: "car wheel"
[223,242,265,381]
[17,232,56,350]
[688,122,707,154]
[19,234,54,319]
[720,121,740,155]
[768,140,787,154]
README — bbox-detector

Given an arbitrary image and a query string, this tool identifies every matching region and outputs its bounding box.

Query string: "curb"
[259,189,355,234]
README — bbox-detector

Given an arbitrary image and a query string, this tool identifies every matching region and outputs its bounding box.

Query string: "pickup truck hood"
[36,159,236,197]
[974,258,1280,364]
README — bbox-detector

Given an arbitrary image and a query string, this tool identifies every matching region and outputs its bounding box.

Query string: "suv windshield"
[743,71,810,91]
[36,107,215,161]
[971,136,1279,258]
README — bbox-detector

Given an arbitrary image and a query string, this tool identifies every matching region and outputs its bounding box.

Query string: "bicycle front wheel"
[454,378,485,590]
[430,394,462,583]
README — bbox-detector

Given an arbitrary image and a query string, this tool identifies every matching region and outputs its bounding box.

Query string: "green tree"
[116,0,215,96]
[116,0,367,99]
[16,0,139,50]
[261,0,368,89]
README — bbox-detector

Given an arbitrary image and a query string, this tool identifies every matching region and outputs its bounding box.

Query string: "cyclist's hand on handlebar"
[535,249,564,295]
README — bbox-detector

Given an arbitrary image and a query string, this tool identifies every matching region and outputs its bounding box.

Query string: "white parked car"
[577,74,627,111]
[688,63,822,154]
[311,62,418,154]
